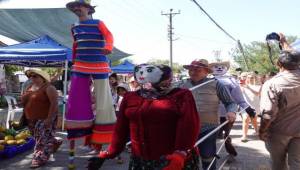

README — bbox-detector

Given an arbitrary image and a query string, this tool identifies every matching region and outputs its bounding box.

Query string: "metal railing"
[203,107,246,170]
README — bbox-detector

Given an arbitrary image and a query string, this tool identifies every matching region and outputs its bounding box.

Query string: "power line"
[190,0,250,70]
[177,33,235,45]
[162,8,181,70]
[190,0,237,42]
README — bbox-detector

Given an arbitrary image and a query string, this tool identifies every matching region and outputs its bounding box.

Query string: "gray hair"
[277,51,300,70]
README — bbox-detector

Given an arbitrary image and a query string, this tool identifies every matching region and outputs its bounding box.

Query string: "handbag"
[10,113,28,131]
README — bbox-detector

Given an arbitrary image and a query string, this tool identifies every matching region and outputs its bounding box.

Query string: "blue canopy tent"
[111,60,135,74]
[0,35,71,67]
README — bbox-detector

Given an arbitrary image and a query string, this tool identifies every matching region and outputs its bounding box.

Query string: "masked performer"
[209,61,256,158]
[65,0,116,169]
[88,64,200,170]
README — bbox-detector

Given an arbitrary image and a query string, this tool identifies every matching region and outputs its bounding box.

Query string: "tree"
[230,36,297,74]
[147,59,184,74]
[4,65,22,76]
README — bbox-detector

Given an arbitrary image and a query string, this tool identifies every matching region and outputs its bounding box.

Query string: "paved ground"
[217,116,271,170]
[0,109,271,170]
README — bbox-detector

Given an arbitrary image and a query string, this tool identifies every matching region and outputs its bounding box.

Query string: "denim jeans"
[198,128,218,170]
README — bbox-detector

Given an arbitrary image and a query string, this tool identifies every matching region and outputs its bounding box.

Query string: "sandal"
[30,161,46,169]
[116,156,124,164]
[53,138,63,153]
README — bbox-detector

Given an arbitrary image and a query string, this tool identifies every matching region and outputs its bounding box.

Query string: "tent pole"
[62,60,68,131]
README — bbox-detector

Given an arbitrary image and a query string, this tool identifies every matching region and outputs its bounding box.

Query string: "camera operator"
[259,33,300,170]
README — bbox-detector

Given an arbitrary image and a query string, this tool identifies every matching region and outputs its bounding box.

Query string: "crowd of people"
[8,0,300,170]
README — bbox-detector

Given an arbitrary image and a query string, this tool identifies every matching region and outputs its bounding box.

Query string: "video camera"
[266,32,280,41]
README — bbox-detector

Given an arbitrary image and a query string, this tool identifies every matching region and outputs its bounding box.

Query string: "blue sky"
[0,0,299,65]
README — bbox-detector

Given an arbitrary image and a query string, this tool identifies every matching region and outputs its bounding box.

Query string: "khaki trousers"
[265,133,300,170]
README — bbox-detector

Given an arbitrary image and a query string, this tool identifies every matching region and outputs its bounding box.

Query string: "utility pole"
[237,40,249,71]
[212,50,221,62]
[161,9,180,70]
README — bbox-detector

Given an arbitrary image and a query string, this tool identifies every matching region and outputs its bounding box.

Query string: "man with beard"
[65,0,115,169]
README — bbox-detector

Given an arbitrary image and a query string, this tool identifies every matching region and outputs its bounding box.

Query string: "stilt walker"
[65,0,116,169]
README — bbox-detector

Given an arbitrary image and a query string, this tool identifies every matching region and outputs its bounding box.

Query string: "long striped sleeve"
[98,22,114,52]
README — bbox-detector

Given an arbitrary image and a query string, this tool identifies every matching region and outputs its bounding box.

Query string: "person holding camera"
[259,33,300,170]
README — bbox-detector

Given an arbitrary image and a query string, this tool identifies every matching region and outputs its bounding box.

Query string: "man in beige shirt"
[259,50,300,170]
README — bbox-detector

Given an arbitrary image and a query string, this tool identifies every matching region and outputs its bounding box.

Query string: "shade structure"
[0,35,71,67]
[111,60,135,74]
[0,8,131,62]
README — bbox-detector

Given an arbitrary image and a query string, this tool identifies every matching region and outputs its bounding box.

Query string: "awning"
[0,8,131,61]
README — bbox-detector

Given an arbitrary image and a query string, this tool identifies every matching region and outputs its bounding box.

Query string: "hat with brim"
[116,83,130,92]
[183,59,212,73]
[129,77,135,82]
[209,61,230,69]
[25,69,50,82]
[66,0,96,15]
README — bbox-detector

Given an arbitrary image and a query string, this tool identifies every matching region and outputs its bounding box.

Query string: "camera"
[266,32,280,41]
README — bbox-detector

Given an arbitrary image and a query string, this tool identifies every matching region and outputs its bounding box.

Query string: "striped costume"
[66,19,116,144]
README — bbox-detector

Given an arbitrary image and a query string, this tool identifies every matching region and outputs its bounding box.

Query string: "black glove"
[87,157,106,170]
[245,107,256,118]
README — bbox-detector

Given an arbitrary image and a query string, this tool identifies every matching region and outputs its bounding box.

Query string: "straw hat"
[25,68,50,82]
[116,83,130,91]
[66,0,96,15]
[129,76,135,82]
[240,72,248,77]
[183,59,212,73]
[209,61,230,69]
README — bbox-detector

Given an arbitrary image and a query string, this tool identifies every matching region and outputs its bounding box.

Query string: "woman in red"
[88,64,200,170]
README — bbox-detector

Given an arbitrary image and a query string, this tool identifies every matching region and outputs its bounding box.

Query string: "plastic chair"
[4,95,23,129]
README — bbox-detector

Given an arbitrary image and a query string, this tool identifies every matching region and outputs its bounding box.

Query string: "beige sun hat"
[25,68,50,82]
[240,72,248,77]
[209,61,230,69]
[129,76,135,82]
[116,83,130,91]
[66,0,96,15]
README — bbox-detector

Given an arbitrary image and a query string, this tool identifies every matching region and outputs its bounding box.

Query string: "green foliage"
[230,36,297,74]
[111,60,122,66]
[4,65,22,76]
[41,68,61,77]
[0,95,7,108]
[147,59,184,74]
[111,59,134,67]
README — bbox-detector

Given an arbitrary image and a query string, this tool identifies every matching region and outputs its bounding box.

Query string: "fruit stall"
[0,126,35,159]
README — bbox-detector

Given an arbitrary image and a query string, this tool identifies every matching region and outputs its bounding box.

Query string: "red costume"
[88,64,200,170]
[108,88,199,160]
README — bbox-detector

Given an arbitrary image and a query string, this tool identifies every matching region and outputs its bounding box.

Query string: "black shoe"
[87,157,106,170]
[225,138,237,156]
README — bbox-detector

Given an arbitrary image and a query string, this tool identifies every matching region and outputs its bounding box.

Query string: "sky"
[0,0,299,65]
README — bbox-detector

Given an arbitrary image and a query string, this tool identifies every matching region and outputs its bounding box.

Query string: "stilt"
[68,140,76,170]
